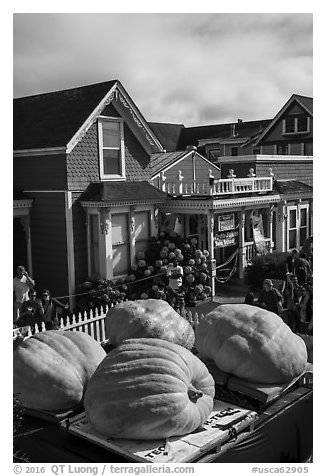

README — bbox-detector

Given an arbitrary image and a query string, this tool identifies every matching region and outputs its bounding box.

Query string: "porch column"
[129,206,136,264]
[64,192,76,310]
[238,208,246,280]
[276,201,287,252]
[207,211,216,298]
[98,207,112,279]
[20,216,33,277]
[267,205,274,252]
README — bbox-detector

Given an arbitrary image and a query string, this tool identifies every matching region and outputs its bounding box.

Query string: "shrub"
[245,252,288,289]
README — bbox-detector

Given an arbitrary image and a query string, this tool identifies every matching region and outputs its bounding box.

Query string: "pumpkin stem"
[188,388,203,403]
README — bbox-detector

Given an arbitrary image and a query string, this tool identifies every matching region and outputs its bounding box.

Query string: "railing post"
[160,171,166,192]
[177,170,184,195]
[238,208,246,279]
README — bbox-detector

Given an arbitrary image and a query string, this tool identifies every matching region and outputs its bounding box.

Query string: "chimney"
[237,118,243,123]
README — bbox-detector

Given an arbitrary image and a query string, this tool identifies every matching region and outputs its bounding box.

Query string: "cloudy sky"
[13,12,313,127]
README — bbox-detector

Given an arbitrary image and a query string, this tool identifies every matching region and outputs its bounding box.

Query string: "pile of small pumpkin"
[75,232,213,311]
[13,300,308,441]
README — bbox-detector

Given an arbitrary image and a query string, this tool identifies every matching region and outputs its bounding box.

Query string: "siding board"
[29,192,68,297]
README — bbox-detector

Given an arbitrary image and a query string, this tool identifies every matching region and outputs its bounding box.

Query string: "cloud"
[13,13,313,126]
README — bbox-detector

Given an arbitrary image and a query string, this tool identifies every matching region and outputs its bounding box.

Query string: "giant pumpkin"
[84,338,215,439]
[13,330,106,411]
[195,304,307,384]
[105,299,195,350]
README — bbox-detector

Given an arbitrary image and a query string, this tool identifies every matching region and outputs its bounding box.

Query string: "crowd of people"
[246,244,313,336]
[14,239,313,337]
[13,265,69,331]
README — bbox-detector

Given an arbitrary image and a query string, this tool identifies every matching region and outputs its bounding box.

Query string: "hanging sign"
[214,229,239,248]
[253,227,266,254]
[218,214,235,232]
[251,211,266,254]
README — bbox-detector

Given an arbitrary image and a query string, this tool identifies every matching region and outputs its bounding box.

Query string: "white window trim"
[98,116,126,181]
[287,203,309,250]
[282,116,310,135]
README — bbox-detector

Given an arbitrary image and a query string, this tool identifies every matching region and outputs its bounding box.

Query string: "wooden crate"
[62,400,258,463]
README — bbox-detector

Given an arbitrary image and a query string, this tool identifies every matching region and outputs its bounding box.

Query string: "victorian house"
[13,81,313,304]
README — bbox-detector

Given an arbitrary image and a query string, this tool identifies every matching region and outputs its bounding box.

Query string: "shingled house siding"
[67,122,100,190]
[14,154,67,191]
[256,161,313,186]
[124,125,152,181]
[29,192,68,297]
[67,119,152,190]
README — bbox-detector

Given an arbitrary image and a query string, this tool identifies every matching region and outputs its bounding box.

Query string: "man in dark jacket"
[257,279,284,316]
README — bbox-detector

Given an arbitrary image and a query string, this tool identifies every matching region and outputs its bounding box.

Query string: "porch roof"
[80,181,168,206]
[273,180,313,195]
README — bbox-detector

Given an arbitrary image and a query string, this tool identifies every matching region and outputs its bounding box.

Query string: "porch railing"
[243,238,273,264]
[160,175,273,197]
[13,305,205,343]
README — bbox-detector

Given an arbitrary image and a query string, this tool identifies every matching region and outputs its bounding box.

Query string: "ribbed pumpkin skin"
[13,331,106,411]
[195,304,308,384]
[105,299,195,350]
[84,338,215,439]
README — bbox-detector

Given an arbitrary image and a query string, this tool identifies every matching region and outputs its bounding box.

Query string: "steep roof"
[13,80,163,153]
[14,80,117,150]
[176,119,272,150]
[80,181,167,203]
[292,94,313,114]
[255,94,313,145]
[149,122,184,152]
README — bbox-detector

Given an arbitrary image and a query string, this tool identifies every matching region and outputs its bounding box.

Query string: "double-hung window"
[287,204,309,250]
[98,117,125,180]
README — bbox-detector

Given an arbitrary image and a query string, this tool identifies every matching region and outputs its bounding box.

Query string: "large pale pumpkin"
[84,338,215,439]
[105,299,195,350]
[13,330,106,411]
[195,304,307,384]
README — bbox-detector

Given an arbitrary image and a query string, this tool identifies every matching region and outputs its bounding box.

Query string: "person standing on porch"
[13,265,35,323]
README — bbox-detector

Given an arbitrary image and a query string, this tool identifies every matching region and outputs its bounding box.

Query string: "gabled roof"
[176,119,272,150]
[149,150,221,178]
[273,180,313,195]
[13,80,164,153]
[80,181,167,204]
[255,94,313,145]
[150,151,189,177]
[149,122,185,152]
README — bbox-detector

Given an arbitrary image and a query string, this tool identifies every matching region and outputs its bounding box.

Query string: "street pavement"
[186,280,252,316]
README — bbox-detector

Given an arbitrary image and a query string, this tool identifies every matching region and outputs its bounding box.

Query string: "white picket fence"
[13,305,205,344]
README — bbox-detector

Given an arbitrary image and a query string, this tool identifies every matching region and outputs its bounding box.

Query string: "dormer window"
[282,116,310,135]
[98,117,125,180]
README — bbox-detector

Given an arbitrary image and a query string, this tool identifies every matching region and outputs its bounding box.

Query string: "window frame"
[287,204,309,251]
[111,212,130,278]
[282,116,310,135]
[98,116,126,181]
